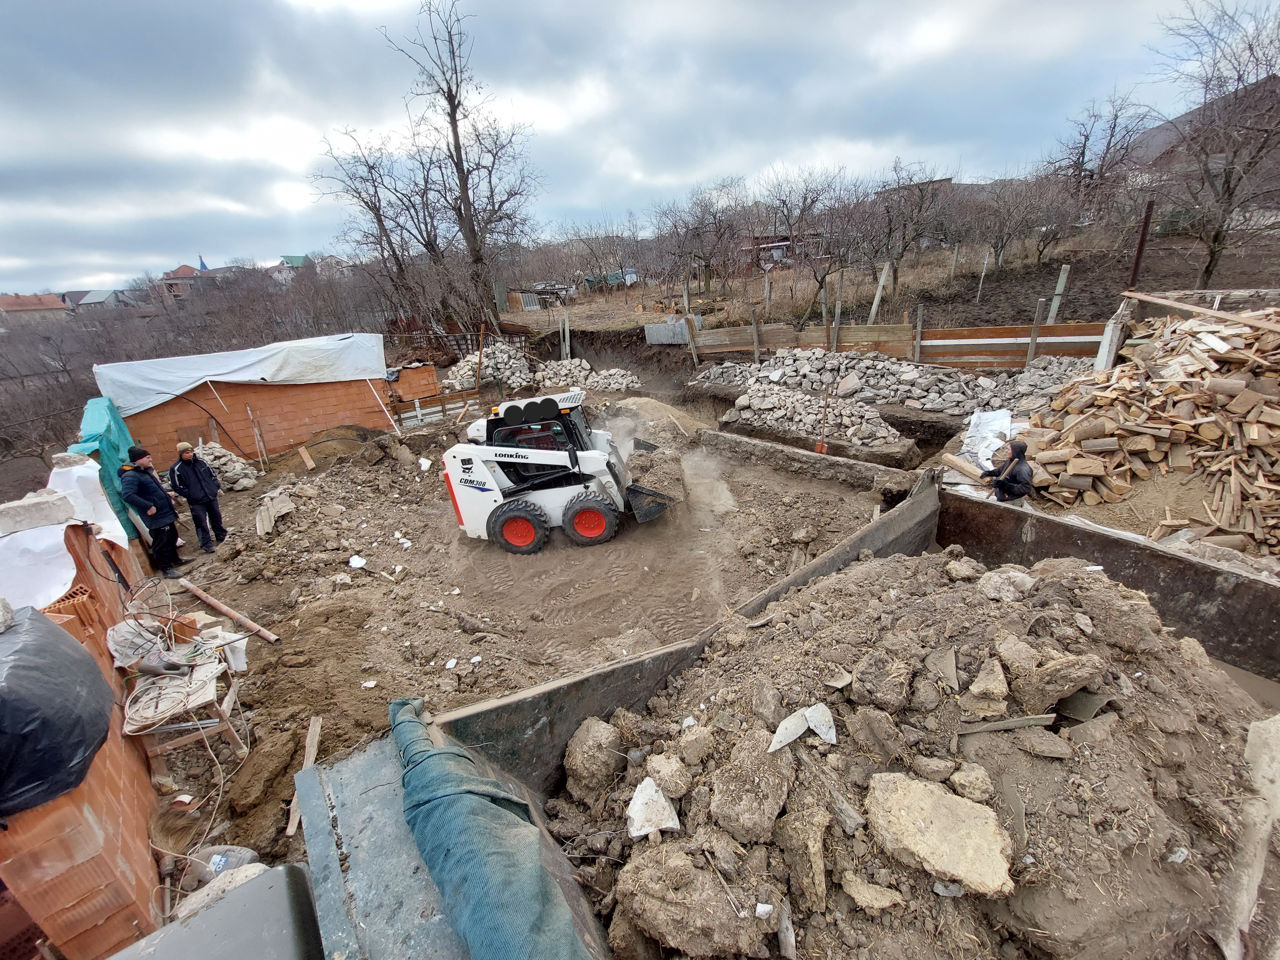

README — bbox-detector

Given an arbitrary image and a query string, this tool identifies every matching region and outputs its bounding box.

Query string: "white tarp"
[0,460,130,609]
[92,333,387,416]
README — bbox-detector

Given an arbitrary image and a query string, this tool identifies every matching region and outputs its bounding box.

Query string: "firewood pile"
[959,307,1280,554]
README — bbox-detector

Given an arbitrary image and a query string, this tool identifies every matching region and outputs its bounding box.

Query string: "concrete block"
[0,490,75,536]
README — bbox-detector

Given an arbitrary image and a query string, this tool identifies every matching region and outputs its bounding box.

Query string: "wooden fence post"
[1026,297,1046,366]
[1045,264,1070,325]
[685,315,700,367]
[830,300,842,352]
[913,305,924,363]
[867,261,891,325]
[950,244,960,279]
[751,314,760,364]
[763,270,771,320]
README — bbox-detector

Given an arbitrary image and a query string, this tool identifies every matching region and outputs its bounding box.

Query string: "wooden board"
[286,717,323,837]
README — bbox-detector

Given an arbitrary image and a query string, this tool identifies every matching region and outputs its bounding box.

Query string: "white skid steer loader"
[442,391,675,554]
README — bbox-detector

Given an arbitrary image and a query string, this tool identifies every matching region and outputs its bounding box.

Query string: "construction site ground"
[161,397,884,861]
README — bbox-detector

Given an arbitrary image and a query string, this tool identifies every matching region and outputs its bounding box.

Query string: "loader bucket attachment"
[626,483,674,524]
[632,437,659,453]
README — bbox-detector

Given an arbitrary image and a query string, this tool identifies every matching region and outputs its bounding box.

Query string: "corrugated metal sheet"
[644,314,701,345]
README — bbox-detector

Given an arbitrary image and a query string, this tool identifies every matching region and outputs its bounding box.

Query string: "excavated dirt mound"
[549,549,1263,960]
[165,399,884,860]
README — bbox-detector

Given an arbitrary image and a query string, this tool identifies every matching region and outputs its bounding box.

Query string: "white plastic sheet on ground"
[92,333,387,416]
[942,409,1029,491]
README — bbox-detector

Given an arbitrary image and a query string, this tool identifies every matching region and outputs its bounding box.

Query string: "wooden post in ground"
[913,305,924,363]
[867,261,891,325]
[975,252,990,304]
[1128,199,1155,289]
[830,300,842,352]
[1026,297,1046,366]
[685,315,700,368]
[751,312,761,364]
[764,270,772,320]
[1045,264,1071,325]
[683,260,691,315]
[820,283,828,325]
[950,244,961,279]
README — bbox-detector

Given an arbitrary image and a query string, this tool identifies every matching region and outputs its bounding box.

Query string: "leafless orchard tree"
[1147,0,1280,287]
[856,160,954,295]
[318,1,537,332]
[652,178,748,298]
[1049,90,1151,221]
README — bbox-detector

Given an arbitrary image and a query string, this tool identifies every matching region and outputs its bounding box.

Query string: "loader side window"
[491,421,571,479]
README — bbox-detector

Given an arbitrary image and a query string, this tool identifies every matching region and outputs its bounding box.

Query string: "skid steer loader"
[442,391,675,554]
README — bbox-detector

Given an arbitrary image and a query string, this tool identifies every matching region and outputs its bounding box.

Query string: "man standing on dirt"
[119,446,188,578]
[169,441,228,554]
[981,440,1034,504]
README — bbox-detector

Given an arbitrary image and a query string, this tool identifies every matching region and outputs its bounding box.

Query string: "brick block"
[58,904,152,960]
[39,880,135,942]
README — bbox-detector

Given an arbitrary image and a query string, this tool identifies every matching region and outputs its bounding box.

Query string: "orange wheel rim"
[572,508,607,538]
[503,517,536,547]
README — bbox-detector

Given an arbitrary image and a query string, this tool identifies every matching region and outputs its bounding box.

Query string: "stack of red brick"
[0,528,159,959]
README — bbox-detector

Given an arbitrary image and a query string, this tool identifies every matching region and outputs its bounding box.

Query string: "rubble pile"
[586,368,643,392]
[1007,310,1280,554]
[723,381,902,447]
[439,340,534,392]
[550,549,1258,960]
[696,349,1089,415]
[199,441,259,491]
[536,358,592,388]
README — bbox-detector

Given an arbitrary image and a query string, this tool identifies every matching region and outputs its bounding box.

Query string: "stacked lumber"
[1022,308,1280,553]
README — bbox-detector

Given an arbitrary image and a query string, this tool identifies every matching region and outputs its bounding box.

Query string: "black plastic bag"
[0,607,114,818]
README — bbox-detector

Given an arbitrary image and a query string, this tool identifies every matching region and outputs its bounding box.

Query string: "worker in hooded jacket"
[981,440,1034,503]
[119,446,188,578]
[169,441,228,553]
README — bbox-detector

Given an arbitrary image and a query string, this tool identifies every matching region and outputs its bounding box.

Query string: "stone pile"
[535,358,591,388]
[551,550,1259,960]
[696,348,1090,415]
[439,340,535,392]
[723,382,901,447]
[199,441,259,491]
[586,368,643,392]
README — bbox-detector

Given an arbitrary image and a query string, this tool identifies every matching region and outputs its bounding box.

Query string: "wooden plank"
[1122,291,1280,335]
[1034,449,1076,465]
[1226,389,1269,416]
[286,717,323,838]
[941,453,987,483]
[1066,456,1107,477]
[920,322,1107,341]
[1080,437,1120,452]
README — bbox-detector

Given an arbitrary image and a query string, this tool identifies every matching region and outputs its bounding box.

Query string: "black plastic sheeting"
[0,607,114,818]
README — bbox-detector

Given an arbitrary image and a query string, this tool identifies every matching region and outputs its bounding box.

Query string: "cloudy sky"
[1,0,1188,294]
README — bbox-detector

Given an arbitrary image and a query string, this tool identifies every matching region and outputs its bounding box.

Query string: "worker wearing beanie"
[169,442,228,553]
[118,446,187,577]
[980,440,1034,504]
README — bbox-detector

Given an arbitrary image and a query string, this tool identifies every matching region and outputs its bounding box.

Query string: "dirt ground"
[551,549,1270,960]
[159,397,882,861]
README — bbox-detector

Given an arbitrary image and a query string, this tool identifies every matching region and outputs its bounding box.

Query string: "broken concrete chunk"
[768,708,811,753]
[1066,711,1120,745]
[0,489,74,536]
[924,646,959,691]
[949,762,996,803]
[750,677,785,727]
[865,773,1014,897]
[626,777,681,838]
[774,801,831,913]
[945,557,985,581]
[710,729,795,843]
[968,658,1009,701]
[1014,727,1074,760]
[677,726,715,766]
[645,753,693,799]
[840,873,906,914]
[994,636,1040,678]
[0,598,14,634]
[1010,653,1108,714]
[911,755,956,781]
[977,569,1036,602]
[803,703,837,744]
[564,717,625,802]
[823,667,853,690]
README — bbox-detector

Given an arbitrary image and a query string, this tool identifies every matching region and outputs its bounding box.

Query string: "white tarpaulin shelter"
[92,333,387,417]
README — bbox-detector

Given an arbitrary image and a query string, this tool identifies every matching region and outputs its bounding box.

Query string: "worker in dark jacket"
[981,440,1034,503]
[119,446,187,578]
[169,442,227,553]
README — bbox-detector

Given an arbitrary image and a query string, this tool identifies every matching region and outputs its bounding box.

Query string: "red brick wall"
[390,364,439,402]
[0,529,161,959]
[124,377,406,459]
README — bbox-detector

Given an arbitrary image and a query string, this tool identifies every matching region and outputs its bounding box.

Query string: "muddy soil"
[160,397,881,861]
[551,549,1268,960]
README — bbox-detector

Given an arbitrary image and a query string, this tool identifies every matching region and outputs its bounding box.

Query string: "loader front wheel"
[488,500,551,555]
[562,492,619,547]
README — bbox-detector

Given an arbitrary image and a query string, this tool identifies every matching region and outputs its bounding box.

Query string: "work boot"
[202,545,216,554]
[162,568,182,580]
[174,557,194,566]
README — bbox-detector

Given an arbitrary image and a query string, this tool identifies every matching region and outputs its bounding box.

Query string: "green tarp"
[67,398,137,539]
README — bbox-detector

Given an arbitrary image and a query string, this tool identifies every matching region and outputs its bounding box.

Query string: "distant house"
[62,290,91,308]
[77,289,131,311]
[0,293,69,327]
[313,255,352,279]
[267,255,310,286]
[156,264,208,301]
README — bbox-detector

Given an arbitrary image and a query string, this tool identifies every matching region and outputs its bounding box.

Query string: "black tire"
[487,500,551,555]
[561,491,620,547]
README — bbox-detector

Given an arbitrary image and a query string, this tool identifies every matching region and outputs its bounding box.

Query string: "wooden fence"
[688,320,1107,370]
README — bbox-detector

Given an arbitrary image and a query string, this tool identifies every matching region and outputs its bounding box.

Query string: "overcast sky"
[0,0,1188,294]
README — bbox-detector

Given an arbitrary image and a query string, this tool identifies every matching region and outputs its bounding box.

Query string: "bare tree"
[1147,0,1280,287]
[383,1,537,328]
[1049,90,1150,219]
[856,160,953,295]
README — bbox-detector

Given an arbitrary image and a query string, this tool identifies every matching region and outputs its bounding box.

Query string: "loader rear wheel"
[487,500,550,555]
[562,492,619,547]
